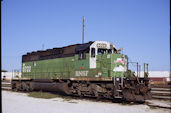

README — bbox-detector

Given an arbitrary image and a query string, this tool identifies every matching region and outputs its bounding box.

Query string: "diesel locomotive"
[12,41,151,102]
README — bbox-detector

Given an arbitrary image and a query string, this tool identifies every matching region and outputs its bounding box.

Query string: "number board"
[97,43,107,48]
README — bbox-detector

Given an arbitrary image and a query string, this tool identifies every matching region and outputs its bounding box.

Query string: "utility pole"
[82,16,85,44]
[42,43,44,50]
[137,62,138,77]
[139,65,141,77]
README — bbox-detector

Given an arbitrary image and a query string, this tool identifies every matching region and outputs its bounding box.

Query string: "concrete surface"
[2,91,171,113]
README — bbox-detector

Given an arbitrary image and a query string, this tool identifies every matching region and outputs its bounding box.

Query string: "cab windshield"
[97,49,112,55]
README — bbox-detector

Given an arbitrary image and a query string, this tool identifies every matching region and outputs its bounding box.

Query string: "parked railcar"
[12,41,151,102]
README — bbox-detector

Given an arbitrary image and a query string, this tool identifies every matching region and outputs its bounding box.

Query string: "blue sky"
[2,0,170,71]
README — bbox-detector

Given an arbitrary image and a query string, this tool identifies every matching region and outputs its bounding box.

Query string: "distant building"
[1,71,21,81]
[135,71,170,84]
[1,70,7,72]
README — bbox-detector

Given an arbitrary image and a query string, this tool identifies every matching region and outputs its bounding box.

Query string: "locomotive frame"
[11,41,151,103]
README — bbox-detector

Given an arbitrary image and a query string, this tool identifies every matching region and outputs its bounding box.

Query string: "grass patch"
[27,91,79,104]
[28,91,60,99]
[68,101,78,103]
[63,98,72,101]
[1,84,11,87]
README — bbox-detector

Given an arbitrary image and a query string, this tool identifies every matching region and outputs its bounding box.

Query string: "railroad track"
[151,86,171,100]
[145,100,171,109]
[1,81,12,90]
[1,81,171,109]
[146,85,171,109]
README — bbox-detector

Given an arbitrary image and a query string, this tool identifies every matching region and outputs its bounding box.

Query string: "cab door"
[89,47,96,68]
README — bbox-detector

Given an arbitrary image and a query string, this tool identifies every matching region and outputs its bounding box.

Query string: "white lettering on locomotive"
[22,63,31,72]
[75,71,88,76]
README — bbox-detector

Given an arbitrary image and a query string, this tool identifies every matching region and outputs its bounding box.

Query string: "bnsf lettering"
[75,71,88,76]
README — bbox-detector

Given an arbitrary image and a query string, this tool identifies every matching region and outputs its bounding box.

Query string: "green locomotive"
[12,41,151,102]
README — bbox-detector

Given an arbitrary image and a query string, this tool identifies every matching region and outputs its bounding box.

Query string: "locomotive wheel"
[77,90,83,97]
[21,82,29,91]
[15,82,22,91]
[93,90,101,100]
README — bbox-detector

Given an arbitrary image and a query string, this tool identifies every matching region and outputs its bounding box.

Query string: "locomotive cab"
[88,41,129,78]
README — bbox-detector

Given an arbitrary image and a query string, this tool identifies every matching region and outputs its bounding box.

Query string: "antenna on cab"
[82,16,85,44]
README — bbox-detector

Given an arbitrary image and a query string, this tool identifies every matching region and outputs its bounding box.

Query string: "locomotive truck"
[11,41,151,102]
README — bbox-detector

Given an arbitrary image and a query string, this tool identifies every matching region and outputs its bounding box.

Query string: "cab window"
[108,49,112,54]
[79,51,86,60]
[97,49,107,55]
[91,48,95,57]
[98,49,113,55]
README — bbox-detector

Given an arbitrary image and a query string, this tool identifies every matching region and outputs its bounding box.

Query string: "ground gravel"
[2,91,170,113]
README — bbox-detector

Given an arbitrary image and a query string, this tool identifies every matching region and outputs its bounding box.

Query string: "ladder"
[114,77,123,98]
[113,63,124,99]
